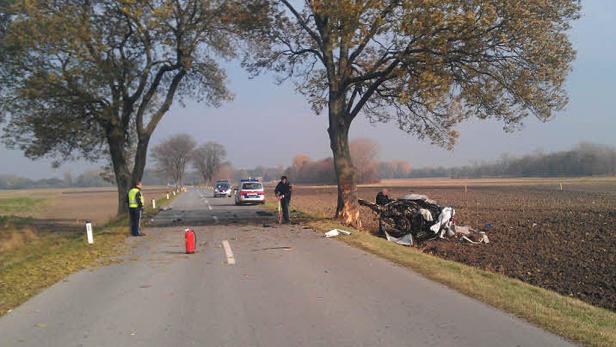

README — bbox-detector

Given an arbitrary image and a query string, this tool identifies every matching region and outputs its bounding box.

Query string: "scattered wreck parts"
[359,194,489,246]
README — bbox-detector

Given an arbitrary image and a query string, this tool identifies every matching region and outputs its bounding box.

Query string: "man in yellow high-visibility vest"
[128,182,145,236]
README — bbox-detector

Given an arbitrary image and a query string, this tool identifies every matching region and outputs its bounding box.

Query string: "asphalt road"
[0,188,573,346]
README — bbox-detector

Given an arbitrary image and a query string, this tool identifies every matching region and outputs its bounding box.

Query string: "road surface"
[0,188,573,346]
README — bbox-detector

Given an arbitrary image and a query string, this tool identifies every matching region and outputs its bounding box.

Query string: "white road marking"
[208,204,212,210]
[222,240,236,265]
[213,216,219,223]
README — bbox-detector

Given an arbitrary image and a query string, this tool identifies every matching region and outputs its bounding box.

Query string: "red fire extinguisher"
[185,228,196,254]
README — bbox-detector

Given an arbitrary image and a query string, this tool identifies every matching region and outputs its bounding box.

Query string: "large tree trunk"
[327,95,361,227]
[131,135,150,186]
[106,126,132,215]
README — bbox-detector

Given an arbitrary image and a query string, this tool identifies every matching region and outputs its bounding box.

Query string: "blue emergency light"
[240,177,259,182]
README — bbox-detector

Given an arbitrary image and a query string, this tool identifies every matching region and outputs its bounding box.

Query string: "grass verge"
[0,192,179,317]
[0,217,128,316]
[302,217,616,347]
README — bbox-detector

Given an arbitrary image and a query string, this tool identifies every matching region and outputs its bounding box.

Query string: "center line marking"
[222,240,236,265]
[212,216,219,223]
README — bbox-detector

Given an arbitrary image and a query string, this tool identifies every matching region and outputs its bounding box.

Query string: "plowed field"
[287,178,616,311]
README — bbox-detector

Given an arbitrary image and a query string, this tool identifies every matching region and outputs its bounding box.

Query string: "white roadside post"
[173,191,176,196]
[152,199,156,209]
[85,221,94,245]
[166,193,170,199]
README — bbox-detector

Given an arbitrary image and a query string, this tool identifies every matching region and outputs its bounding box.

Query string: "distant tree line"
[284,138,411,184]
[0,170,110,190]
[5,141,611,190]
[408,143,616,178]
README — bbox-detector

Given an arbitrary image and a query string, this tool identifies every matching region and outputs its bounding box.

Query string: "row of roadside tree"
[0,1,581,223]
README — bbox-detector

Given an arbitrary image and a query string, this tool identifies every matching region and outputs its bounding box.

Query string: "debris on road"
[384,231,413,246]
[251,246,294,252]
[359,194,489,246]
[325,229,352,238]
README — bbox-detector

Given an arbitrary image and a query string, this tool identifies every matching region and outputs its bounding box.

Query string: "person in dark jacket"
[376,188,391,206]
[376,188,391,234]
[275,176,292,223]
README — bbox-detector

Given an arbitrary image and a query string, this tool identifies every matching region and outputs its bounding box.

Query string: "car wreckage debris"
[358,195,489,246]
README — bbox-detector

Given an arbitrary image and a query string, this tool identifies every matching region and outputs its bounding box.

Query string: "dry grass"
[0,191,180,317]
[304,218,616,347]
[0,217,128,316]
[0,226,38,254]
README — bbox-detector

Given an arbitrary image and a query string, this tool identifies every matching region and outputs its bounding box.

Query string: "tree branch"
[279,0,322,48]
[144,69,187,135]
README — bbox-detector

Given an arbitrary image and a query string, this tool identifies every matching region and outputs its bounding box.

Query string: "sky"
[1,0,615,179]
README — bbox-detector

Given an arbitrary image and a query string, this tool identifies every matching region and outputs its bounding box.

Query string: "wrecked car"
[359,194,488,246]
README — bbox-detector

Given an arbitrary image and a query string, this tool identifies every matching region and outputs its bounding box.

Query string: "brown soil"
[288,179,616,312]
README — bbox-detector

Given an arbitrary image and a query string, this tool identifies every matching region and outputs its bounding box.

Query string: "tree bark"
[327,94,361,227]
[106,125,131,215]
[131,135,150,187]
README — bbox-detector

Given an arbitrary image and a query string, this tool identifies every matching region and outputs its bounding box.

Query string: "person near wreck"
[376,188,391,234]
[275,176,293,223]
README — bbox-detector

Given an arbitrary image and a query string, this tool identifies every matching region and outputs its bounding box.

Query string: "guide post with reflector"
[85,221,94,244]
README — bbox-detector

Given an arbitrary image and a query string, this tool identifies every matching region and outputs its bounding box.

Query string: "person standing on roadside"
[275,176,292,224]
[128,182,146,236]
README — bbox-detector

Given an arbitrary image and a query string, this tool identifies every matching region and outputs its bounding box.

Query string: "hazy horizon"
[1,0,614,179]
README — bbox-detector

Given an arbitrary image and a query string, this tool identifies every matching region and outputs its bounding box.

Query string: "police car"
[234,178,265,205]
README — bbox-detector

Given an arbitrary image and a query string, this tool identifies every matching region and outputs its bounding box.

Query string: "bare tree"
[246,1,580,226]
[213,162,233,182]
[151,134,197,187]
[193,142,227,185]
